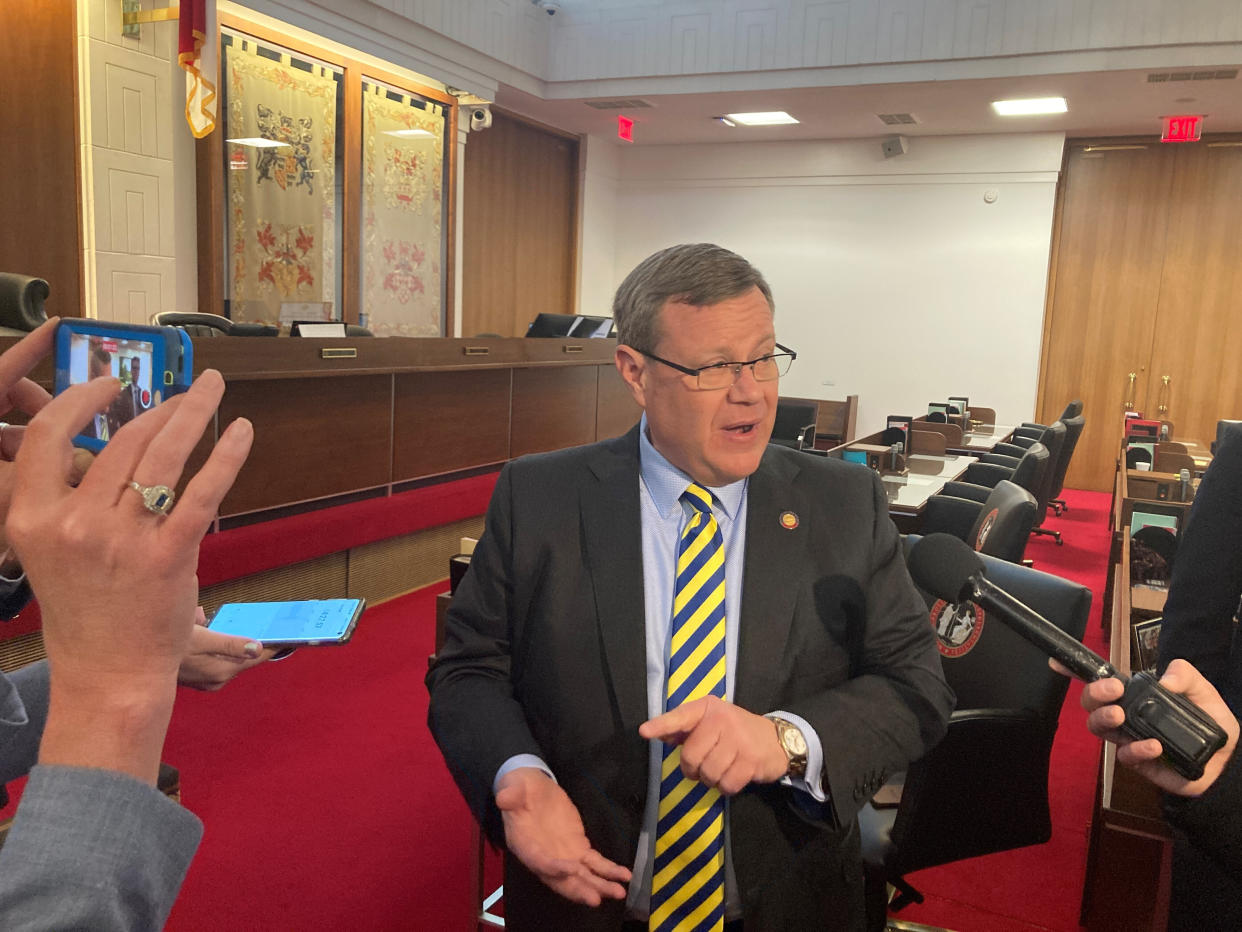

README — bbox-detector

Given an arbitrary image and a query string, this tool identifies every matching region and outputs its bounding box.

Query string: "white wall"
[591,132,1064,433]
[576,134,620,317]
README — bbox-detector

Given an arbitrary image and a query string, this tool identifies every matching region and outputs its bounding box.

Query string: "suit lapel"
[734,449,804,714]
[582,427,649,735]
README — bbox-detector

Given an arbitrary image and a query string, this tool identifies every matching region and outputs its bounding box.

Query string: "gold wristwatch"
[770,716,809,779]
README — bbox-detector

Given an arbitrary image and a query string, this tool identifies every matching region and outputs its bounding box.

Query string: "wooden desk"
[880,454,978,532]
[1,335,642,523]
[950,423,1016,454]
[1081,534,1174,931]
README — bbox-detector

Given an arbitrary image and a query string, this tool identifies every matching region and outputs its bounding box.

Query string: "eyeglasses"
[640,343,797,391]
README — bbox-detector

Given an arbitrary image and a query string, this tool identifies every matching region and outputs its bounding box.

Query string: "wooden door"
[1144,143,1242,447]
[1037,144,1175,491]
[461,110,579,337]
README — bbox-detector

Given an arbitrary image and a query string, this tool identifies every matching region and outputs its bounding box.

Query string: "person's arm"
[1073,659,1241,874]
[425,464,630,906]
[0,660,50,785]
[1156,429,1242,684]
[0,369,253,927]
[784,471,954,827]
[640,470,954,827]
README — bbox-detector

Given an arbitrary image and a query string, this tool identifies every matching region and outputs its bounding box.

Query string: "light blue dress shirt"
[494,415,827,918]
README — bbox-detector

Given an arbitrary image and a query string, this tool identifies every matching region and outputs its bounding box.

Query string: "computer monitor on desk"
[526,313,614,338]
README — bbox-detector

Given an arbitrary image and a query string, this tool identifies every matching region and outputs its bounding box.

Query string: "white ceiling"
[497,62,1242,145]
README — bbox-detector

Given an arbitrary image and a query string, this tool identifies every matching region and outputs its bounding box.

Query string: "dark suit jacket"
[426,427,953,931]
[1157,423,1242,712]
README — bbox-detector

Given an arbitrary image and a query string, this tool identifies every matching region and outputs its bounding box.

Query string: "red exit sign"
[1162,114,1202,142]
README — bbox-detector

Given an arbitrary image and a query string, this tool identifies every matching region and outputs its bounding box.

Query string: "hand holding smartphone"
[53,319,193,450]
[206,598,365,647]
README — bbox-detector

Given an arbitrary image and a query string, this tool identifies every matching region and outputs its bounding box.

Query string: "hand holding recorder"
[907,534,1230,782]
[1068,658,1239,797]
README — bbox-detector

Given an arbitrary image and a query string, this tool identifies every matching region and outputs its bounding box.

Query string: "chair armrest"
[992,442,1030,458]
[939,481,992,502]
[921,495,983,541]
[1018,422,1050,433]
[958,464,1012,489]
[979,452,1022,469]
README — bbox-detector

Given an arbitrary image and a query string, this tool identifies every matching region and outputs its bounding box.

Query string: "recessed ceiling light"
[226,137,290,148]
[991,97,1068,116]
[383,128,435,139]
[724,111,799,126]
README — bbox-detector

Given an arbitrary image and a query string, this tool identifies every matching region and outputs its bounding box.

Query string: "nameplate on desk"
[320,347,358,359]
[463,346,490,356]
[562,344,584,354]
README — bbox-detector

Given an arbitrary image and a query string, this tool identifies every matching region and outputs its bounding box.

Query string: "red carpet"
[148,489,1111,930]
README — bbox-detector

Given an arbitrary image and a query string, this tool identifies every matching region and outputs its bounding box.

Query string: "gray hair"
[611,243,774,352]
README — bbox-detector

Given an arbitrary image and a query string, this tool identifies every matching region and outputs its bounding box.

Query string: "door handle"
[1124,372,1136,410]
[1157,375,1171,416]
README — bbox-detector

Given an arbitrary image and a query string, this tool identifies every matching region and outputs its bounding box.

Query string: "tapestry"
[226,39,337,326]
[362,82,445,336]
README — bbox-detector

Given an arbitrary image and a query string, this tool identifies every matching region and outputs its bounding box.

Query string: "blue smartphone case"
[54,320,194,451]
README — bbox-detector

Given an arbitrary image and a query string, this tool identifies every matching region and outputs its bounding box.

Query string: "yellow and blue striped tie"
[650,483,726,932]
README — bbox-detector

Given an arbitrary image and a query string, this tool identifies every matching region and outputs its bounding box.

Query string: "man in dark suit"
[427,243,953,931]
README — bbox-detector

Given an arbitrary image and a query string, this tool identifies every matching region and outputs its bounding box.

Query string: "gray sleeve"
[0,661,50,785]
[0,764,203,931]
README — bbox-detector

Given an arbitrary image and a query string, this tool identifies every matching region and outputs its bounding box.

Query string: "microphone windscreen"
[907,533,985,603]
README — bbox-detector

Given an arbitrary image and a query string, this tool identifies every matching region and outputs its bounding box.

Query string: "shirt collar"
[638,413,747,521]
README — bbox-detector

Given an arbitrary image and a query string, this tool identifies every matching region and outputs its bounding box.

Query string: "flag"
[179,0,218,137]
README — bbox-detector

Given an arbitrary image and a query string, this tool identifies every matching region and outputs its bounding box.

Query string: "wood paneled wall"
[0,0,82,316]
[1038,138,1242,491]
[461,110,579,338]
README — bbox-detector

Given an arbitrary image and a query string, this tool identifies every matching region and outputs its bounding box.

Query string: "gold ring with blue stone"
[128,480,175,516]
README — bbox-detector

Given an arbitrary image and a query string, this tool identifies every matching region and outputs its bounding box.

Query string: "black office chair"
[0,273,51,335]
[1125,446,1153,470]
[151,311,280,337]
[1044,415,1084,516]
[942,442,1049,500]
[771,400,817,449]
[919,480,1038,563]
[151,311,233,337]
[1019,400,1082,434]
[926,411,948,423]
[996,422,1066,545]
[860,542,1092,929]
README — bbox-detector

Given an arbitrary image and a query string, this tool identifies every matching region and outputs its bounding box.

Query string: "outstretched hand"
[639,695,788,795]
[495,767,631,906]
[1052,657,1239,796]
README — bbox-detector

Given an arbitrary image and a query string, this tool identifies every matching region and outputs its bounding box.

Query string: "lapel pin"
[779,511,799,530]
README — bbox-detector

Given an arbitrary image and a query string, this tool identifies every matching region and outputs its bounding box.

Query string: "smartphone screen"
[207,599,365,645]
[64,332,157,441]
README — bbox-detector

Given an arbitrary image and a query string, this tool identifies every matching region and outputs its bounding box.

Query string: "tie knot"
[681,483,714,516]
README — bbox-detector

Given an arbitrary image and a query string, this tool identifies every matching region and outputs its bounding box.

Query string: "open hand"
[639,695,788,795]
[495,767,631,906]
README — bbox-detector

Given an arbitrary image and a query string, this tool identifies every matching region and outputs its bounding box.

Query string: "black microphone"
[908,534,1228,780]
[908,533,1117,680]
[1179,468,1191,502]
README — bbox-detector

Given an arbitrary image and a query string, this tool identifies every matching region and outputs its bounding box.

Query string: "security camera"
[535,0,560,15]
[469,107,493,132]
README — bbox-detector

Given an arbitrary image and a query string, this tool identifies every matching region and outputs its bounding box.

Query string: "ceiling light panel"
[991,97,1068,116]
[724,111,799,126]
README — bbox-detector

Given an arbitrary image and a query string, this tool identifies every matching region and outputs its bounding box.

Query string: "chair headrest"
[0,274,51,332]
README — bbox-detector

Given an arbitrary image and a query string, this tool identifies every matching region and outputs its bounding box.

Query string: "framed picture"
[1131,617,1162,674]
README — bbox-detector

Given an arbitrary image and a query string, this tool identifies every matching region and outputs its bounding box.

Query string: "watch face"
[786,728,808,756]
